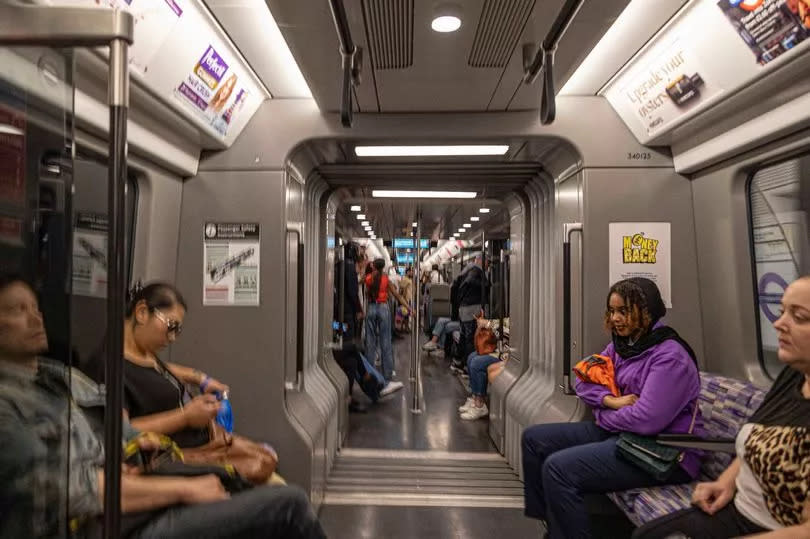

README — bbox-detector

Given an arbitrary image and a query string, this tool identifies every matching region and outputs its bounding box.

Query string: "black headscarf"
[610,278,697,365]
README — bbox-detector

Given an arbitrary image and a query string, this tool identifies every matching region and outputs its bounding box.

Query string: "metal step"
[324,449,525,508]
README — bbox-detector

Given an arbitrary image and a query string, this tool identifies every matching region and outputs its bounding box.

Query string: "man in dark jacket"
[334,242,364,339]
[450,254,490,372]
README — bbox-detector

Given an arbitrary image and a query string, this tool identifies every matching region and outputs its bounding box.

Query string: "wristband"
[199,375,211,392]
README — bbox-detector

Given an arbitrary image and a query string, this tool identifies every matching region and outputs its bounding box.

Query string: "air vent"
[468,0,534,68]
[363,0,414,70]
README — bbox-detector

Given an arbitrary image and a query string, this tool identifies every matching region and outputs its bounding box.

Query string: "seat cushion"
[607,484,695,527]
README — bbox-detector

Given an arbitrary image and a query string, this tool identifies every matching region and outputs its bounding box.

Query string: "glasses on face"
[153,309,183,336]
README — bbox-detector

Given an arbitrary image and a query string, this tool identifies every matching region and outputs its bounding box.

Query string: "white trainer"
[422,341,438,351]
[460,404,489,420]
[380,380,404,396]
[458,397,475,413]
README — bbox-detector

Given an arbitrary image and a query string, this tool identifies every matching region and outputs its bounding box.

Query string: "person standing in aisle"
[364,259,407,396]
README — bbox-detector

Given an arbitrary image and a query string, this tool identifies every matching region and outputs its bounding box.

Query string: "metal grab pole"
[411,214,422,413]
[103,37,129,539]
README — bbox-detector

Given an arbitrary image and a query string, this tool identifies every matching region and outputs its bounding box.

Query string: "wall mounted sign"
[608,222,672,308]
[72,212,108,298]
[203,222,260,306]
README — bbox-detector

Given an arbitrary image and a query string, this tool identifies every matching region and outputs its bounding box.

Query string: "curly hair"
[603,279,654,335]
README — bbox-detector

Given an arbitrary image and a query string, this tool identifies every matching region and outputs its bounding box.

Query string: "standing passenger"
[364,259,406,396]
[521,278,701,539]
[450,254,490,373]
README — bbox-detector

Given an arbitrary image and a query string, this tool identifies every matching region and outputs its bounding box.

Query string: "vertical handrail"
[103,38,129,539]
[411,215,422,413]
[561,223,582,395]
[336,241,345,349]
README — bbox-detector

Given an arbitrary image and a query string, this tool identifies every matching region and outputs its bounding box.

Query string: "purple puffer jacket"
[575,321,704,479]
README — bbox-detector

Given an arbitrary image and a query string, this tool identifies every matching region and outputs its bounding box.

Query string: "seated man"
[0,273,326,538]
[422,316,460,353]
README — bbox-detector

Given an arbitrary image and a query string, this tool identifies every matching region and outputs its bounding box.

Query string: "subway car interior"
[1,0,810,538]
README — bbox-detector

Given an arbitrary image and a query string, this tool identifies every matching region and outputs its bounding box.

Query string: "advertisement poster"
[609,223,672,308]
[47,0,185,75]
[0,106,25,207]
[174,45,251,137]
[717,0,809,65]
[618,39,721,137]
[203,222,260,306]
[72,212,108,298]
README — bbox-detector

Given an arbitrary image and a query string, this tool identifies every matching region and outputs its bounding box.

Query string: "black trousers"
[632,503,766,539]
[458,320,477,365]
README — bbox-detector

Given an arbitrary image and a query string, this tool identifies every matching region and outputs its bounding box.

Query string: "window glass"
[749,156,810,378]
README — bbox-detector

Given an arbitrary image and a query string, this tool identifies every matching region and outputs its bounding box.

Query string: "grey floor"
[320,332,542,539]
[344,333,496,452]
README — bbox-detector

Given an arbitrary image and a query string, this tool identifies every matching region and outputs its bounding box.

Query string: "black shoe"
[349,401,368,413]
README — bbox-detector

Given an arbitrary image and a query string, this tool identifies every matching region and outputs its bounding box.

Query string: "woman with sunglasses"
[121,282,228,447]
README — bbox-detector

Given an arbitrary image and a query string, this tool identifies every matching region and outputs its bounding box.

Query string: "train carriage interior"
[1,0,810,538]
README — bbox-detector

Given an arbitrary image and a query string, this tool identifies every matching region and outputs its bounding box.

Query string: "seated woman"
[522,278,702,539]
[458,318,501,420]
[119,282,278,483]
[634,276,810,539]
[422,316,460,353]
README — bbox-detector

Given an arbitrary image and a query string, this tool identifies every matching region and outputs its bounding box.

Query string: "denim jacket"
[0,358,135,538]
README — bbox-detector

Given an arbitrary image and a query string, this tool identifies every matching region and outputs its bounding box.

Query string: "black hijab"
[610,278,697,365]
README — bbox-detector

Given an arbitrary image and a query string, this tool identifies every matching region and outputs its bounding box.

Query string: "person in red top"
[364,259,409,396]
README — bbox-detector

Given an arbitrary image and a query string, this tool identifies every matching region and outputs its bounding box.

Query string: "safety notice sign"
[609,222,672,308]
[72,212,109,298]
[203,222,260,306]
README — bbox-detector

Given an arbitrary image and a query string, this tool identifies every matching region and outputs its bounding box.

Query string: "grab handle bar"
[561,222,582,395]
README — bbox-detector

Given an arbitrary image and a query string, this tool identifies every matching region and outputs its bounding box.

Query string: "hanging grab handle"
[562,222,582,395]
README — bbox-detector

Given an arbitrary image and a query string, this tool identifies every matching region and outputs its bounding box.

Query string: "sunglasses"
[153,309,183,336]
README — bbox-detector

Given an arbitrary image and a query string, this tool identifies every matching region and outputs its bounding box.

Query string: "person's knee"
[541,452,568,490]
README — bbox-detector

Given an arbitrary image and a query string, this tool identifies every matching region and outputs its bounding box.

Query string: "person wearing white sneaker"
[422,317,460,352]
[380,380,403,396]
[459,350,502,420]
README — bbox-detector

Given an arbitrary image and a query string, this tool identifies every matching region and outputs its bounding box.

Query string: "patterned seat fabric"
[607,373,766,527]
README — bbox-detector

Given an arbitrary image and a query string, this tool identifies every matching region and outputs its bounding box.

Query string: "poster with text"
[618,39,721,137]
[609,223,672,308]
[0,106,25,207]
[203,222,260,306]
[174,44,251,137]
[72,212,108,298]
[717,0,809,65]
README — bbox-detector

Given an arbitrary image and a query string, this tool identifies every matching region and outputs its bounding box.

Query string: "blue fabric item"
[467,352,501,396]
[357,352,385,402]
[521,421,690,539]
[364,303,394,381]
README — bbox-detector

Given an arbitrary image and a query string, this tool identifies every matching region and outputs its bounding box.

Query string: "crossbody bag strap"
[687,399,699,434]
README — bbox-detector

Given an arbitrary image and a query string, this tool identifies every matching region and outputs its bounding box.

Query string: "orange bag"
[573,354,620,397]
[474,325,498,355]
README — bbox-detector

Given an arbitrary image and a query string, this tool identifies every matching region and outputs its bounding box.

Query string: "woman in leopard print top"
[635,277,810,539]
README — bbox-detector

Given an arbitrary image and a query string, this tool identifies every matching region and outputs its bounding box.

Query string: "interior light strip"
[372,190,477,199]
[356,145,509,157]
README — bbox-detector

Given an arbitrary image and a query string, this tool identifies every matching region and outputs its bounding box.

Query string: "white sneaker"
[431,349,445,358]
[458,397,475,413]
[422,341,438,351]
[460,404,488,420]
[380,380,404,396]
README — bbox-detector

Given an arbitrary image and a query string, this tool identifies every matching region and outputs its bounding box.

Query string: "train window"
[748,155,810,378]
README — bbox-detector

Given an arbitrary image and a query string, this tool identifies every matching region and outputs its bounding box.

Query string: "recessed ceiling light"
[463,223,472,228]
[412,222,418,227]
[357,214,366,219]
[356,145,508,157]
[431,15,461,33]
[371,235,376,239]
[361,221,369,226]
[470,216,480,222]
[350,205,361,212]
[458,228,465,233]
[479,207,490,214]
[453,233,460,237]
[372,190,477,199]
[364,226,372,231]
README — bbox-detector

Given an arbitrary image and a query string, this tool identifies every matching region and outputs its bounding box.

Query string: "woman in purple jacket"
[522,277,702,539]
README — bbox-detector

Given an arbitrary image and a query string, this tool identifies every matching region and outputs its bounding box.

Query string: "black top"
[123,360,210,448]
[749,366,810,427]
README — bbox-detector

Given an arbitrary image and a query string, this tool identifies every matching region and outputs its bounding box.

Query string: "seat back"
[696,373,766,478]
[426,283,451,328]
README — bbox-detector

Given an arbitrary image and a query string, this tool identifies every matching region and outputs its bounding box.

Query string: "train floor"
[319,331,542,539]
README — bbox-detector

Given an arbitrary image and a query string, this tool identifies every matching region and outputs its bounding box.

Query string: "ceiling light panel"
[470,216,480,221]
[432,15,462,33]
[463,223,472,228]
[356,145,508,157]
[357,214,366,219]
[351,205,362,211]
[361,221,370,226]
[372,190,477,199]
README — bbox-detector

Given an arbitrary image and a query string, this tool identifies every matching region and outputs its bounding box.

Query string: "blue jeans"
[467,352,501,396]
[365,303,394,381]
[432,317,460,348]
[133,485,326,538]
[521,421,691,539]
